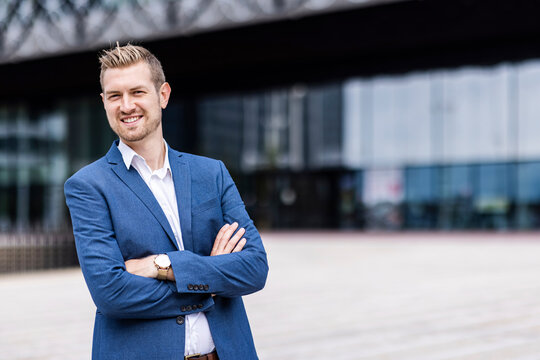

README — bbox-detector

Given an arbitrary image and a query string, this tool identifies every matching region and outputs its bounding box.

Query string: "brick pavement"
[2,232,540,359]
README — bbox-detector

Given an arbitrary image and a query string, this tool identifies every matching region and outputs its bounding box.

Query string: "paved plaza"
[2,232,540,359]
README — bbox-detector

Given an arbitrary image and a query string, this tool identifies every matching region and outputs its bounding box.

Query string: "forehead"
[102,62,153,91]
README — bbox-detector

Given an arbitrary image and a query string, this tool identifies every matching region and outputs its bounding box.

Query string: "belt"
[185,351,219,360]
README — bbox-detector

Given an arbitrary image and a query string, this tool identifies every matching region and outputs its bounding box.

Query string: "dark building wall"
[6,0,540,101]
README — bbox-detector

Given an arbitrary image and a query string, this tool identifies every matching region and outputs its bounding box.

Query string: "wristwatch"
[154,254,171,281]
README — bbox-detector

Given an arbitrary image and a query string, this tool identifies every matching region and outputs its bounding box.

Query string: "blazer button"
[193,285,199,291]
[186,305,192,311]
[198,304,204,309]
[204,285,209,291]
[181,306,186,312]
[199,284,204,290]
[188,284,194,290]
[176,316,185,325]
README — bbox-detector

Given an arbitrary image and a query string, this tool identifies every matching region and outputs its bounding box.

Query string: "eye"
[108,94,120,100]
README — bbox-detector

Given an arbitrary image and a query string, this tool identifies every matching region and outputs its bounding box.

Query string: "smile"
[121,116,142,124]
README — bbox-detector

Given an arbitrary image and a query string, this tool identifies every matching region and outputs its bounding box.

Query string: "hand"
[125,254,158,279]
[211,222,246,256]
[124,222,246,282]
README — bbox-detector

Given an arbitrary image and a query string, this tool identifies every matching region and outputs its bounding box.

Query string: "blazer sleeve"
[65,175,210,319]
[167,161,269,297]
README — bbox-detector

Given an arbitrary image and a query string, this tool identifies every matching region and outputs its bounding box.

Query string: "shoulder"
[64,156,111,189]
[66,141,121,187]
[170,149,225,172]
[169,150,233,192]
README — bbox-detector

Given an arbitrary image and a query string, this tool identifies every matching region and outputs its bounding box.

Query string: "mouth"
[121,115,142,125]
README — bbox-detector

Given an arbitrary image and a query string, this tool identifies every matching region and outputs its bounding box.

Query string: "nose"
[120,94,136,113]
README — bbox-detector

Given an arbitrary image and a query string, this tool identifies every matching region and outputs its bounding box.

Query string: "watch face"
[155,254,171,268]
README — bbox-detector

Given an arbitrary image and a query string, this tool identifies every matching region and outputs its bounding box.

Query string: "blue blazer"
[64,141,268,360]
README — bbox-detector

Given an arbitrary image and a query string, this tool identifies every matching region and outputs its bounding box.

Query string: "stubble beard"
[111,114,161,143]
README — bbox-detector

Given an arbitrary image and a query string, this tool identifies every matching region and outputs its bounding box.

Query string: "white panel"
[372,76,400,165]
[370,73,432,166]
[343,79,369,168]
[442,66,510,162]
[394,73,432,164]
[518,60,540,159]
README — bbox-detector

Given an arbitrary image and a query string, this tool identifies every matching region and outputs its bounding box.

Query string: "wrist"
[151,256,159,278]
[154,254,171,281]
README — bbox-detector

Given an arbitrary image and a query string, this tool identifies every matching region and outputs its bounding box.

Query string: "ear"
[159,82,171,109]
[100,93,105,104]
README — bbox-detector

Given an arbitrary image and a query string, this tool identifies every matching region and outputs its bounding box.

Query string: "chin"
[120,132,149,143]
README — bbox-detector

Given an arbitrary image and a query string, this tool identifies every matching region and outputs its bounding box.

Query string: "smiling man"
[64,44,268,360]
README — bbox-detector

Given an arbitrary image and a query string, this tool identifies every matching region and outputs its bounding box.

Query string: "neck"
[123,131,165,171]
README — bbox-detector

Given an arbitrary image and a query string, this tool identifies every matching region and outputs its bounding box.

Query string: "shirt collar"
[117,139,171,177]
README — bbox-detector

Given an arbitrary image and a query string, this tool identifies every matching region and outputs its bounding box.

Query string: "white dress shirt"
[117,140,216,357]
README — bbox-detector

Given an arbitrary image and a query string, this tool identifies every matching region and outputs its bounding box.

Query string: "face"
[101,61,171,145]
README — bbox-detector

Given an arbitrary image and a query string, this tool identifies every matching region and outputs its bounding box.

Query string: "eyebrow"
[129,86,149,91]
[104,86,149,96]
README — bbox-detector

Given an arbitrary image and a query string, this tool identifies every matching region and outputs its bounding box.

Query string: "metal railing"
[0,231,78,273]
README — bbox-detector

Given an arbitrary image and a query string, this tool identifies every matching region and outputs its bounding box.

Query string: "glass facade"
[0,97,116,232]
[0,102,67,231]
[195,60,540,230]
[6,60,540,231]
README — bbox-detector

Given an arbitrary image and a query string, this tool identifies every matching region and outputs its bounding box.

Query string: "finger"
[211,224,228,256]
[232,238,247,253]
[223,227,245,254]
[211,223,230,255]
[214,222,238,255]
[216,222,238,254]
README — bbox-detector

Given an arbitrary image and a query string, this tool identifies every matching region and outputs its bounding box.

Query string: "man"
[64,44,268,360]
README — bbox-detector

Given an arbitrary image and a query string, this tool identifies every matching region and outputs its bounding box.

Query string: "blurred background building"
[3,0,540,270]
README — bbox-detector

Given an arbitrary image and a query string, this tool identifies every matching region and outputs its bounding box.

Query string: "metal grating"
[0,0,407,64]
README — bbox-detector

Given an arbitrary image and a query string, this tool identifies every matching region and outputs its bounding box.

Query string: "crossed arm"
[125,222,247,280]
[65,160,268,320]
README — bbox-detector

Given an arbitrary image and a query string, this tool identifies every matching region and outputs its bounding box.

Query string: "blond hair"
[99,43,166,91]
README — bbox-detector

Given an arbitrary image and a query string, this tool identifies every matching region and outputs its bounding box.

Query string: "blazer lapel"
[169,149,193,252]
[106,142,179,250]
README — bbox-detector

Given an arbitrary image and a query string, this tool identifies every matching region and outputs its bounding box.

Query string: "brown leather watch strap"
[156,267,168,281]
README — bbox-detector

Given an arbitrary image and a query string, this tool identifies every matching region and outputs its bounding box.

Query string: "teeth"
[123,116,139,123]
